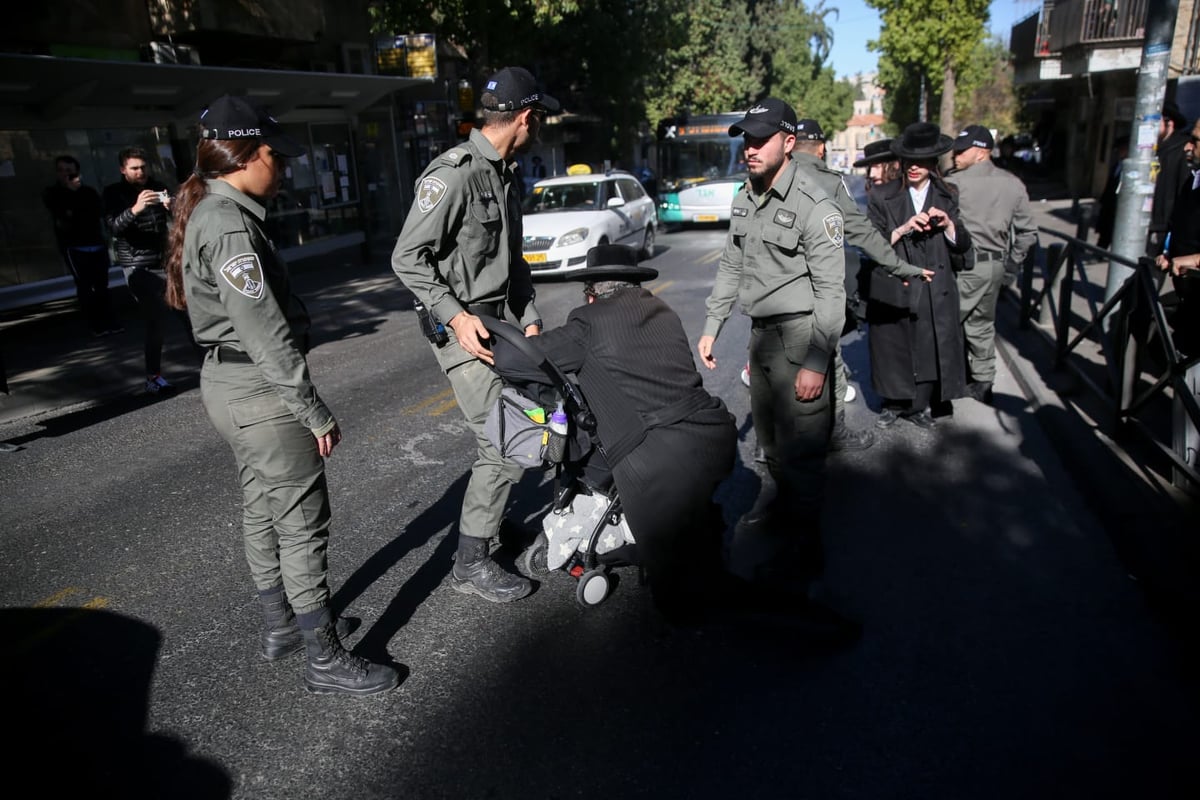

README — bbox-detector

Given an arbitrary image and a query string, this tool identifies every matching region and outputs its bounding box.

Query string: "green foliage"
[759,1,855,136]
[368,0,859,159]
[865,0,989,130]
[879,35,1020,136]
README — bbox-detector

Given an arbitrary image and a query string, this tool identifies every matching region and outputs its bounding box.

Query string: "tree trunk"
[939,58,957,171]
[939,58,956,134]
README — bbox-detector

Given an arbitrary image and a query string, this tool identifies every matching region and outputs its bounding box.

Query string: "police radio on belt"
[413,299,448,345]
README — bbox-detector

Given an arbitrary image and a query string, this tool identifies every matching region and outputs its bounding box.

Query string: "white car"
[522,170,656,275]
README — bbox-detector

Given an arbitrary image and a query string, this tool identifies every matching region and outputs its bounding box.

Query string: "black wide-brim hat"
[536,244,659,283]
[890,122,954,160]
[853,139,896,167]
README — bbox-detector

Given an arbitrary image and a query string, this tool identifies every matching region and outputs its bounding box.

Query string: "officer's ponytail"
[165,138,260,310]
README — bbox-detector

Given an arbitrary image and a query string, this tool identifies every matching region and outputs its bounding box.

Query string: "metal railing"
[1018,225,1200,490]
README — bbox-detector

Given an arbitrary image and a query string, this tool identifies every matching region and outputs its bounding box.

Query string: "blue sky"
[826,0,1044,78]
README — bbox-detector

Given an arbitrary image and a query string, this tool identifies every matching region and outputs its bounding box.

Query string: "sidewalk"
[995,190,1200,617]
[0,253,394,433]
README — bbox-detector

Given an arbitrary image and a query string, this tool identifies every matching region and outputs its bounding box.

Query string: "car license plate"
[694,214,719,222]
[524,253,547,263]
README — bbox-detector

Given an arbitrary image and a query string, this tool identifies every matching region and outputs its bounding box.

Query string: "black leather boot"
[451,536,532,603]
[297,608,398,696]
[257,585,350,661]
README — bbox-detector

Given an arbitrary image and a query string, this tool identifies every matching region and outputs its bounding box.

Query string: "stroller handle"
[478,314,596,432]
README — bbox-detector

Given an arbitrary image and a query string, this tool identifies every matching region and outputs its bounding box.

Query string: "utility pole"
[1105,0,1180,303]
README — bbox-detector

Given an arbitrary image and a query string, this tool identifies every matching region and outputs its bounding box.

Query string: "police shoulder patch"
[417,176,449,213]
[823,213,844,247]
[219,253,265,300]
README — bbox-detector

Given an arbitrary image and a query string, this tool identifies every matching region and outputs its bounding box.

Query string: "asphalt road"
[3,227,1197,799]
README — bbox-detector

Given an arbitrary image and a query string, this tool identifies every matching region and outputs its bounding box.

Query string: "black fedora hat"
[891,122,954,160]
[537,244,658,283]
[853,139,896,168]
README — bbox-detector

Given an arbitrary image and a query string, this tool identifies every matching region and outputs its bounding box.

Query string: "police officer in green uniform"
[392,67,556,603]
[948,125,1038,404]
[789,119,933,449]
[697,97,846,585]
[165,95,398,696]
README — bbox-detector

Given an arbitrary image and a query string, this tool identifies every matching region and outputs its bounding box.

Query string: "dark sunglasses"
[64,172,80,178]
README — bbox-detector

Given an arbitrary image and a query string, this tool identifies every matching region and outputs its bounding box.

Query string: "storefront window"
[0,126,175,289]
[263,122,361,250]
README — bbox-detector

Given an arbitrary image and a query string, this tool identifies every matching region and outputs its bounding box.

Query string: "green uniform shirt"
[391,127,539,331]
[791,151,924,280]
[703,159,846,373]
[947,159,1038,269]
[182,179,335,436]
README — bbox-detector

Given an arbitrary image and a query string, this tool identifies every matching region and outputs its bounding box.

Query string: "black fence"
[1017,226,1199,491]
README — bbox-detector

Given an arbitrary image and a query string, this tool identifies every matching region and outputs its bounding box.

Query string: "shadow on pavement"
[4,608,230,799]
[360,418,1199,798]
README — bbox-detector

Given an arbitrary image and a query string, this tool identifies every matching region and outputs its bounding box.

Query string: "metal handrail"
[1018,226,1199,489]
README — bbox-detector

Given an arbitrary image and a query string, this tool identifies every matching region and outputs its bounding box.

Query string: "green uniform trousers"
[201,355,331,615]
[748,314,834,529]
[957,258,1006,383]
[432,338,525,541]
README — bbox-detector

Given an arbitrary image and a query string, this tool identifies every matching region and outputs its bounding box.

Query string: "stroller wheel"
[575,569,611,607]
[518,532,550,577]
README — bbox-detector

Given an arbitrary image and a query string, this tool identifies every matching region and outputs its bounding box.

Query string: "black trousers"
[65,247,118,334]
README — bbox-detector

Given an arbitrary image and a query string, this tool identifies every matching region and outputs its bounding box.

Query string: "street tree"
[758,1,855,137]
[865,0,989,135]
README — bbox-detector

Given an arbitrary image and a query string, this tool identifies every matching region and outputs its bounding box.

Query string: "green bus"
[655,113,746,225]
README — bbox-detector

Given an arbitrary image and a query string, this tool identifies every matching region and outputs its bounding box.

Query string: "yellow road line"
[82,596,110,610]
[33,587,80,608]
[650,280,675,295]
[698,249,723,265]
[428,397,460,416]
[403,387,455,415]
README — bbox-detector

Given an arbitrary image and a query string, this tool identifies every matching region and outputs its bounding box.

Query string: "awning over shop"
[0,53,430,129]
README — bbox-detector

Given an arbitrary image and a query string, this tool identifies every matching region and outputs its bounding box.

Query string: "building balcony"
[1046,0,1148,51]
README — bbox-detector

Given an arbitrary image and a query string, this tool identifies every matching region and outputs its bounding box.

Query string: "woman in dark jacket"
[866,123,973,428]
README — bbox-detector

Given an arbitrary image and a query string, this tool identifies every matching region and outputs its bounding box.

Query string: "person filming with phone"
[865,123,974,429]
[103,146,196,394]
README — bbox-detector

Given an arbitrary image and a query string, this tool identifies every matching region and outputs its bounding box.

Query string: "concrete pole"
[1105,0,1179,304]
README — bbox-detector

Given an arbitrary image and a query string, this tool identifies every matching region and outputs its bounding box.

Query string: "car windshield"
[523,180,604,213]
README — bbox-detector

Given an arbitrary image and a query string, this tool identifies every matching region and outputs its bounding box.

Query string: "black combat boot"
[451,536,532,603]
[296,608,398,696]
[829,412,875,452]
[258,584,302,661]
[257,585,353,661]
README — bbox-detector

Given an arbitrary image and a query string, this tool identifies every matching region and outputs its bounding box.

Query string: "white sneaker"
[145,374,173,394]
[740,362,751,388]
[843,383,857,403]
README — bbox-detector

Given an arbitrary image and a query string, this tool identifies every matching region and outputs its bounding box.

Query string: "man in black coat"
[491,245,859,637]
[1149,101,1192,257]
[43,155,122,336]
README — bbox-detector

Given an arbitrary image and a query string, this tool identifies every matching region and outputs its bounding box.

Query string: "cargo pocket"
[227,389,293,428]
[468,198,502,257]
[779,316,815,367]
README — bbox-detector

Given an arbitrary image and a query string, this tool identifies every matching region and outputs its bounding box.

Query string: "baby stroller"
[483,317,640,608]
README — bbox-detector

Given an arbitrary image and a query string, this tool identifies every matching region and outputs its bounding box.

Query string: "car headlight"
[557,227,589,248]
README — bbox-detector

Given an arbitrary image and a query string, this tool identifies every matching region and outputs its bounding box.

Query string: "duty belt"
[468,301,504,318]
[975,250,1005,262]
[751,310,809,328]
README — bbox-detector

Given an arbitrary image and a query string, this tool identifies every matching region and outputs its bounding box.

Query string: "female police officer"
[164,95,397,696]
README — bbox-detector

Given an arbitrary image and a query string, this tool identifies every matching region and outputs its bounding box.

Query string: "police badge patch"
[417,177,448,213]
[219,253,266,300]
[823,213,844,247]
